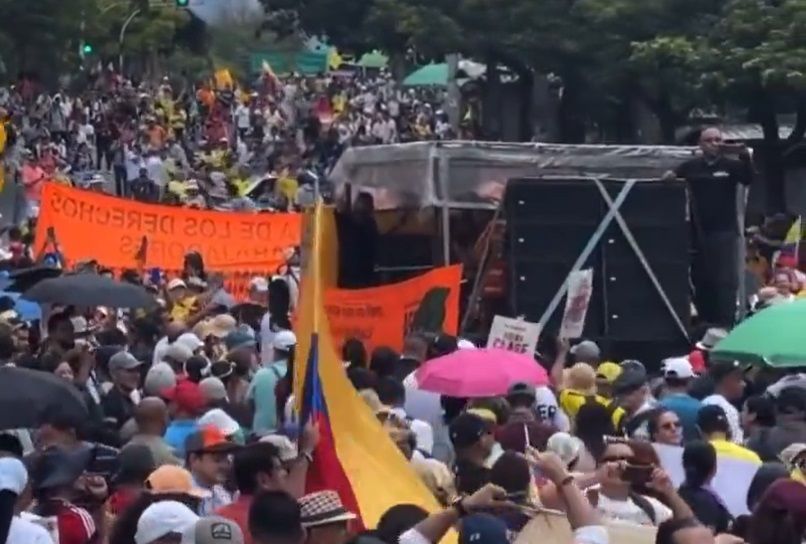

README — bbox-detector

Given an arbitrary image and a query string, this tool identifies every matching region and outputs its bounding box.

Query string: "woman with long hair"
[677,440,732,534]
[259,278,291,365]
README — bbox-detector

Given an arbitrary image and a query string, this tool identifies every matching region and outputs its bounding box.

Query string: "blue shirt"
[248,360,287,434]
[164,419,199,459]
[660,393,703,441]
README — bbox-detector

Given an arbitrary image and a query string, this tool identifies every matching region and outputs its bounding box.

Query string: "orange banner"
[35,184,301,272]
[324,265,462,355]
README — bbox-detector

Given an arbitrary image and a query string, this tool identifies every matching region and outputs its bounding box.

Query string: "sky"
[187,0,264,26]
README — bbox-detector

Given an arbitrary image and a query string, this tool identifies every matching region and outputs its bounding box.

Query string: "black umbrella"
[23,273,156,308]
[0,366,88,430]
[5,265,62,293]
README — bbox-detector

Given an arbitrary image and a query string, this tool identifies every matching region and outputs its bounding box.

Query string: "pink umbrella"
[414,348,549,397]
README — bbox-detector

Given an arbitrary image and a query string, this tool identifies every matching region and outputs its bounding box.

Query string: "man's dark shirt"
[131,177,158,203]
[101,387,135,431]
[675,155,752,234]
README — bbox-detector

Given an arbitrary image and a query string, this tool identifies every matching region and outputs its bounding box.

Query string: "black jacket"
[678,483,732,534]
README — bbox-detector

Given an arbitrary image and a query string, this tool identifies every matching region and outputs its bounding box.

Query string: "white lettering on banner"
[653,443,760,517]
[486,315,541,355]
[559,268,593,339]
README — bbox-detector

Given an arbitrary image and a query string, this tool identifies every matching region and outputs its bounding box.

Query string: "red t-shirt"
[55,501,96,544]
[216,495,253,544]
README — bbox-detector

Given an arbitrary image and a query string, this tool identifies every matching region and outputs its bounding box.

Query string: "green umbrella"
[358,50,388,69]
[711,300,806,367]
[402,63,448,87]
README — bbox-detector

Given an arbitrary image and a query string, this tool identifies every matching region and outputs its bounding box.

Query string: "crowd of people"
[0,67,457,220]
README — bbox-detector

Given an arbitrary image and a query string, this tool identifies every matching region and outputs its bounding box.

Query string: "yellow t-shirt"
[276,175,299,202]
[170,296,198,323]
[559,389,625,430]
[710,439,762,463]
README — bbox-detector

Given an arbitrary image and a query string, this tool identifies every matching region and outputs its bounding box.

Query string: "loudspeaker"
[505,177,691,365]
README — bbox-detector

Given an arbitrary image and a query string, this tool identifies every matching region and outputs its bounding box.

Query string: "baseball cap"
[181,517,244,544]
[249,276,269,292]
[506,382,536,399]
[259,434,298,462]
[199,377,228,403]
[662,357,695,379]
[225,328,256,352]
[273,330,297,351]
[569,340,600,361]
[135,500,199,544]
[167,278,187,291]
[144,362,177,397]
[595,362,622,384]
[709,360,743,382]
[109,351,143,372]
[0,457,28,495]
[546,432,583,467]
[162,380,206,415]
[176,332,204,352]
[185,426,239,454]
[612,367,648,396]
[449,413,489,449]
[114,444,157,484]
[164,342,193,364]
[459,514,509,544]
[145,466,210,498]
[697,404,730,433]
[198,408,240,437]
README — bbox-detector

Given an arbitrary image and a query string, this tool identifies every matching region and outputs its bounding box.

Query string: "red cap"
[184,425,238,454]
[162,379,206,415]
[688,350,706,374]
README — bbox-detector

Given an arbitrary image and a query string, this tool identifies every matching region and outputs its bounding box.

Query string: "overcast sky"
[188,0,264,26]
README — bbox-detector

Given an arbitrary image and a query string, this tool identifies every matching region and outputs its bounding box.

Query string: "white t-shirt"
[534,385,570,431]
[235,105,251,129]
[702,393,743,444]
[597,492,672,526]
[259,311,276,365]
[7,516,55,544]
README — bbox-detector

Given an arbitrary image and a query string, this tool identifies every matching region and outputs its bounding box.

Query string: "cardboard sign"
[559,268,593,339]
[486,315,541,354]
[35,183,301,271]
[324,265,462,354]
[516,511,655,544]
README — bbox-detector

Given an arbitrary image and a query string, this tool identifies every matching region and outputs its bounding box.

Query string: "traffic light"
[82,43,93,55]
[175,0,189,6]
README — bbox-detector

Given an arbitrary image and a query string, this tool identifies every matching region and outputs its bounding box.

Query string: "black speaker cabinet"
[505,177,691,366]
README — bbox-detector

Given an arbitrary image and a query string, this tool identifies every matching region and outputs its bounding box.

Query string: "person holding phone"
[671,127,753,327]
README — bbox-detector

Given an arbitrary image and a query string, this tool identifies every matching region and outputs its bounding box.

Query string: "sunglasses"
[661,421,682,430]
[601,455,635,463]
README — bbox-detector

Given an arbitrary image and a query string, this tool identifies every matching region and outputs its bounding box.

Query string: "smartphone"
[621,463,654,485]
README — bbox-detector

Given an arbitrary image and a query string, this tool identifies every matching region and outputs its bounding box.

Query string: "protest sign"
[324,265,462,354]
[516,510,655,544]
[559,268,593,339]
[486,315,541,354]
[35,184,301,272]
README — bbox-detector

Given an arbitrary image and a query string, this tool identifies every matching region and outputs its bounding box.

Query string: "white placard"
[486,315,541,355]
[559,268,594,339]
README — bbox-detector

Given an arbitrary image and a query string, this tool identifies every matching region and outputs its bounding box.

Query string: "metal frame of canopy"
[329,140,749,327]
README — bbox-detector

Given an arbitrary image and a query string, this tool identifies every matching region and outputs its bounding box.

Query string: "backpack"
[629,491,658,524]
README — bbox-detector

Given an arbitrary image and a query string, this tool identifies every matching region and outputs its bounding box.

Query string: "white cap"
[457,338,476,350]
[662,357,695,379]
[272,330,297,351]
[167,278,187,291]
[249,276,269,292]
[135,501,199,544]
[70,316,93,335]
[199,377,228,402]
[0,457,28,495]
[145,362,177,397]
[259,434,298,461]
[546,432,584,467]
[176,332,204,352]
[164,342,193,364]
[198,408,240,437]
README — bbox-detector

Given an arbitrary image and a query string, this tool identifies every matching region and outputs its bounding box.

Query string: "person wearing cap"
[248,330,296,435]
[163,380,206,457]
[145,362,178,398]
[697,405,761,463]
[163,342,194,374]
[658,357,703,441]
[495,383,558,454]
[128,397,181,466]
[375,377,434,456]
[183,516,245,544]
[779,442,806,482]
[702,360,746,444]
[0,455,55,544]
[298,490,357,544]
[134,500,199,544]
[569,339,601,366]
[449,413,495,495]
[199,408,244,445]
[248,276,269,306]
[167,278,198,323]
[613,366,655,439]
[558,363,626,433]
[102,350,144,431]
[747,387,806,461]
[106,444,157,517]
[185,426,238,515]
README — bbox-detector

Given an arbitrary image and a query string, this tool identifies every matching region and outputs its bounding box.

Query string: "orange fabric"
[324,265,462,354]
[35,184,301,273]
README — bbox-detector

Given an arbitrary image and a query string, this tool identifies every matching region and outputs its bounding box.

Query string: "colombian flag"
[777,216,802,268]
[294,204,441,528]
